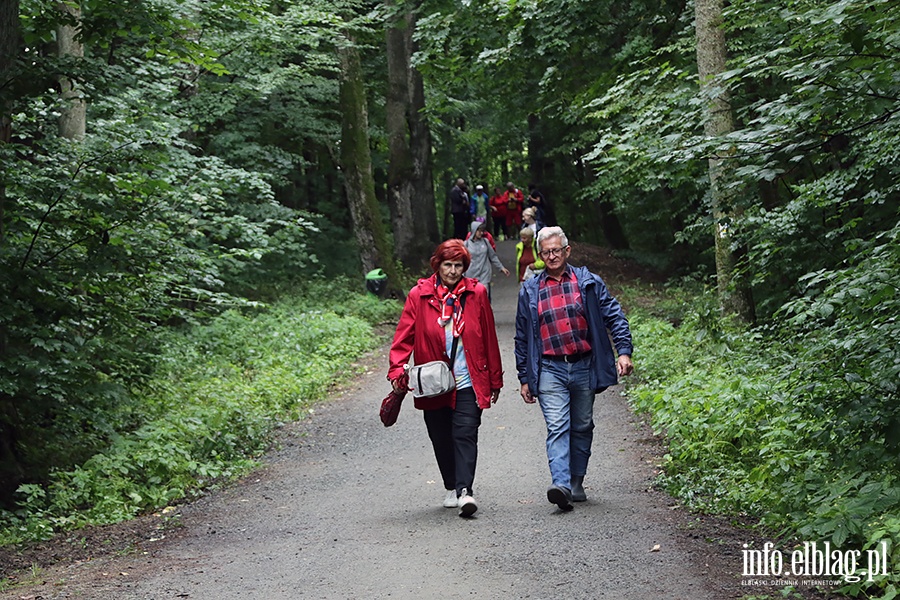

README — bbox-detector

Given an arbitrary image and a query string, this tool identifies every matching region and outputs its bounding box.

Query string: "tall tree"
[402,6,438,251]
[695,0,753,320]
[0,0,19,241]
[56,1,86,140]
[0,0,21,498]
[385,0,438,270]
[338,29,402,291]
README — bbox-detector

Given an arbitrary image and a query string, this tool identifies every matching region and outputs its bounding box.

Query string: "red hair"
[429,239,471,273]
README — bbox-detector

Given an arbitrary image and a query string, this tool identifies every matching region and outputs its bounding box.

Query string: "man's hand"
[490,389,500,404]
[501,267,510,277]
[617,355,634,377]
[521,383,536,404]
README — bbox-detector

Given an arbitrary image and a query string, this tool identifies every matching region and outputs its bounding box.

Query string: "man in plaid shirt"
[514,226,634,511]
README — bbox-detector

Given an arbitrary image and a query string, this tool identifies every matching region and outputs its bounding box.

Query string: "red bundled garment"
[380,370,409,427]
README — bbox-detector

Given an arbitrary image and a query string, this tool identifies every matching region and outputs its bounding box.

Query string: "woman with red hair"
[387,239,504,517]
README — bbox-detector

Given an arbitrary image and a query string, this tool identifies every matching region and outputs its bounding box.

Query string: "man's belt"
[543,352,592,364]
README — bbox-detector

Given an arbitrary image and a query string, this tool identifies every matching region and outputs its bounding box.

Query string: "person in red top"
[489,186,507,240]
[388,239,503,517]
[502,181,524,238]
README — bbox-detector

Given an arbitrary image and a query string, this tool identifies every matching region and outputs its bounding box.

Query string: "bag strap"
[449,335,460,368]
[447,293,467,371]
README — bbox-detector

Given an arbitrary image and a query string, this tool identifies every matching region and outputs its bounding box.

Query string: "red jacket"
[389,276,503,410]
[489,194,508,219]
[504,189,524,225]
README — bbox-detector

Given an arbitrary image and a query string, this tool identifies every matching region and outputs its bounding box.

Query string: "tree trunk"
[56,1,86,140]
[695,0,753,320]
[0,0,22,504]
[597,199,629,250]
[577,154,629,249]
[1,0,20,244]
[338,33,402,293]
[440,168,453,239]
[385,0,438,271]
[405,11,439,249]
[527,114,557,226]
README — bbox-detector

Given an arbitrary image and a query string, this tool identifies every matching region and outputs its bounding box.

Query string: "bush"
[625,224,900,596]
[0,288,401,544]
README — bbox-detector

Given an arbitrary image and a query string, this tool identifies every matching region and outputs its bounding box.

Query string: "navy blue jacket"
[514,265,633,394]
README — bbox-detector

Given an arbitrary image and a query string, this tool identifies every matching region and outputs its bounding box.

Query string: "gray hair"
[536,226,568,251]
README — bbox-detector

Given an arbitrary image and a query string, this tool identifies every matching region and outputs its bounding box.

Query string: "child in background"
[515,226,544,282]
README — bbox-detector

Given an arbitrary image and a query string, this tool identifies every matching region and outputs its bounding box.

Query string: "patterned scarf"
[435,276,467,338]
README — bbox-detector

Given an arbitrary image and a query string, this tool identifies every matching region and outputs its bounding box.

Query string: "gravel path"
[1,240,730,599]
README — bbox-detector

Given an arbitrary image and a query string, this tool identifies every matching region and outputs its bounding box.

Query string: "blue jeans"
[537,356,596,490]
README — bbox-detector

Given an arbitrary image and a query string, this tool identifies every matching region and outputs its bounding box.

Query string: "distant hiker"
[514,226,634,511]
[522,207,541,236]
[502,181,524,238]
[526,183,547,226]
[388,239,504,518]
[464,227,496,251]
[470,184,490,224]
[464,221,510,302]
[449,178,470,240]
[515,226,544,283]
[489,186,508,240]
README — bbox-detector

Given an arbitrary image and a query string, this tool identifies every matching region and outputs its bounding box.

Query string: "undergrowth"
[0,279,400,545]
[623,228,900,598]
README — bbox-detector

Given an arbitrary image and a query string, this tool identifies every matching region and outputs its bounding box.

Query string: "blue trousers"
[536,357,599,490]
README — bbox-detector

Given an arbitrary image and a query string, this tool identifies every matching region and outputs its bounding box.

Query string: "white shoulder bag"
[409,334,459,398]
[409,294,465,398]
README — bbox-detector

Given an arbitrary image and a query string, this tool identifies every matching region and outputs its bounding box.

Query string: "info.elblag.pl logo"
[742,541,890,584]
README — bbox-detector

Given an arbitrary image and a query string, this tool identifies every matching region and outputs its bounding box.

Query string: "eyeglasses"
[539,247,566,258]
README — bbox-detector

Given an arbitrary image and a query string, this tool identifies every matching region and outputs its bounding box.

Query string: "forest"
[1,0,898,596]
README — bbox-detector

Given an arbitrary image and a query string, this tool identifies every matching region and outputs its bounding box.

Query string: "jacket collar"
[535,264,594,287]
[418,275,473,304]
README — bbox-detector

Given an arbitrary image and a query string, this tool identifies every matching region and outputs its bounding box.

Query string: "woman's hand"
[490,389,500,404]
[391,377,409,394]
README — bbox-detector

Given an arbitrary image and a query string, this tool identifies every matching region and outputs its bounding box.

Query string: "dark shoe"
[571,476,587,502]
[547,485,574,511]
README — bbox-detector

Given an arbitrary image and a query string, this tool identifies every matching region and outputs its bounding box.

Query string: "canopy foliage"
[1,0,898,591]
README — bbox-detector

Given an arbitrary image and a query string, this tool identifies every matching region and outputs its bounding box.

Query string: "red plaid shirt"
[538,267,592,356]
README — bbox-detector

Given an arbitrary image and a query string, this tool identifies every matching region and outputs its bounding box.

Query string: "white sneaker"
[458,489,477,517]
[443,489,459,508]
